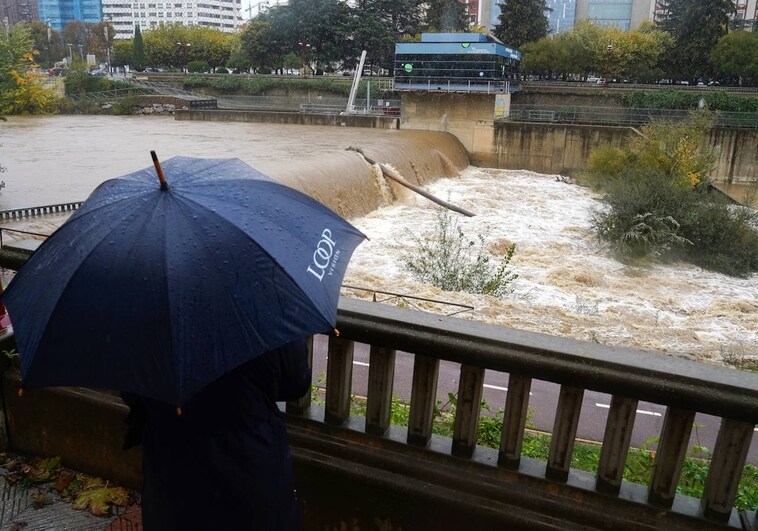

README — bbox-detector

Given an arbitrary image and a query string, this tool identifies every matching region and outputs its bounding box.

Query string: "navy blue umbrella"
[3,154,366,405]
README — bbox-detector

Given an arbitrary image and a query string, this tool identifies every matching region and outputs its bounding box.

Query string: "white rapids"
[342,167,758,366]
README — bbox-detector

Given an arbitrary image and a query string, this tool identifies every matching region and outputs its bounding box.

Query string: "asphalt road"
[311,335,758,464]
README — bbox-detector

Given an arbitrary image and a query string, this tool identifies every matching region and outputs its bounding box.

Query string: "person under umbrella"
[3,153,367,530]
[122,339,311,530]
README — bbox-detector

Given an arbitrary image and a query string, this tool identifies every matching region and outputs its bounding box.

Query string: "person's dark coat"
[122,339,310,531]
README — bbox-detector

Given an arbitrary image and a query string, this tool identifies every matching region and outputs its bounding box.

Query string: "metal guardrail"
[394,79,516,94]
[505,105,758,128]
[213,95,402,115]
[521,80,758,93]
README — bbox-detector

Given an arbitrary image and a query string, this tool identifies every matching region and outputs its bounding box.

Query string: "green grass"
[311,384,758,511]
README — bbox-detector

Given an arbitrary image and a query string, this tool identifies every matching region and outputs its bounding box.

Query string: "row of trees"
[10,0,758,84]
[495,0,756,84]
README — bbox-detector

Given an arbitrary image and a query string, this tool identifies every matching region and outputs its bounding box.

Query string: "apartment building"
[101,0,243,39]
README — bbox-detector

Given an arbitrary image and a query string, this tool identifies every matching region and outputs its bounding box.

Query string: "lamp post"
[46,20,52,68]
[103,18,111,74]
[176,42,191,73]
[604,43,613,87]
[298,40,311,77]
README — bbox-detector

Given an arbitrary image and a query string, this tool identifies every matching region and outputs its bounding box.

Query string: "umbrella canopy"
[2,155,366,405]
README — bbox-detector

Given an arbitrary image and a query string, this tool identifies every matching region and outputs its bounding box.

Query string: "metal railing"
[286,297,758,528]
[393,79,515,94]
[213,95,402,115]
[505,105,758,128]
[521,80,758,93]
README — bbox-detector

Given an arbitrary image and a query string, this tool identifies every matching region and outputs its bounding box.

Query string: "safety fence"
[521,80,758,93]
[213,95,402,116]
[506,105,758,129]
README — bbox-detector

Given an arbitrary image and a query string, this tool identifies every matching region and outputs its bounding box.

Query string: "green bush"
[622,89,758,112]
[112,96,138,115]
[587,118,758,276]
[401,209,518,297]
[187,60,210,73]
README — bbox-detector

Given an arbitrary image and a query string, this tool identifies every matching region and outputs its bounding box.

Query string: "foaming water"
[343,168,758,364]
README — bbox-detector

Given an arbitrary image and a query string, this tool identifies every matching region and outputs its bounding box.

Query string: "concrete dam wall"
[399,92,758,185]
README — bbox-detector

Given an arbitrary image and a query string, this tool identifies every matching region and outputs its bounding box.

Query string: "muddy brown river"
[1,115,756,368]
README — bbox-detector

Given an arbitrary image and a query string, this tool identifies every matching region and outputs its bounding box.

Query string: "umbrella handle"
[150,151,169,191]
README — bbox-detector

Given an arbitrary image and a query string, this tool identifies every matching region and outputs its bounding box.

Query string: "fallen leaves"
[0,452,134,517]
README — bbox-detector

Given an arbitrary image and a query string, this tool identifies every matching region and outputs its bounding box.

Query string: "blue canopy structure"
[394,33,521,93]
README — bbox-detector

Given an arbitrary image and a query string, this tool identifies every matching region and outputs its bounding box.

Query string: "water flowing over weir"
[0,116,468,217]
[271,133,468,218]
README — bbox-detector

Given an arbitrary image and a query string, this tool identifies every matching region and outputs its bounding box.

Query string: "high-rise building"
[102,0,244,40]
[40,0,102,32]
[546,0,577,32]
[574,0,653,31]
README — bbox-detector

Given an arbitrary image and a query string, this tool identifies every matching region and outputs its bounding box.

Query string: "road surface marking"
[353,361,369,367]
[595,403,661,417]
[484,384,533,396]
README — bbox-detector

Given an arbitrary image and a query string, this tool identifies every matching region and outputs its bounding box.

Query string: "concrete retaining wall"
[175,109,400,129]
[398,92,758,183]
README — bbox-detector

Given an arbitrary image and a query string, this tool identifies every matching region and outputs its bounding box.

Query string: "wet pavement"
[0,473,142,530]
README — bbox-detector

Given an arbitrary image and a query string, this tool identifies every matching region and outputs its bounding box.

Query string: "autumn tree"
[493,0,550,49]
[28,20,64,68]
[0,25,58,114]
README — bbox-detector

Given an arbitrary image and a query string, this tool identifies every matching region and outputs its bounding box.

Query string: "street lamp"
[298,40,311,77]
[103,18,112,74]
[604,43,613,87]
[176,42,191,73]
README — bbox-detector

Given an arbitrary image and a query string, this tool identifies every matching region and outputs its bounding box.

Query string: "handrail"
[505,105,758,128]
[0,202,82,221]
[287,297,758,526]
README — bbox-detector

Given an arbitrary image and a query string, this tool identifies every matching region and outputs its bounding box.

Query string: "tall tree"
[132,25,146,72]
[424,0,469,32]
[239,16,283,72]
[493,0,550,49]
[62,20,89,61]
[709,31,758,86]
[657,0,736,82]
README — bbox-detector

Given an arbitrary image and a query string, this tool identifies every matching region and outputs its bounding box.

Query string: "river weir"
[1,115,756,367]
